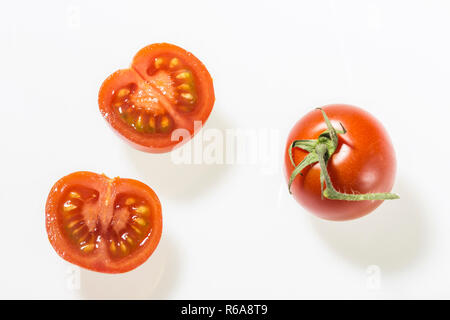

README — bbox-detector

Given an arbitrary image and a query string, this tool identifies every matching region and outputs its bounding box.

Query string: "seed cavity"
[100,194,154,259]
[61,187,101,255]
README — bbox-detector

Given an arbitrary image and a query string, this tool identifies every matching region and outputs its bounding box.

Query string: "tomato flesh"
[46,172,162,273]
[99,43,215,153]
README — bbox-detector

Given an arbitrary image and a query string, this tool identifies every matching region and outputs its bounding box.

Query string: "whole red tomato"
[284,104,397,221]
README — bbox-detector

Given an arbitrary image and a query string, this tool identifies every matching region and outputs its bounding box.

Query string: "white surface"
[1,0,449,299]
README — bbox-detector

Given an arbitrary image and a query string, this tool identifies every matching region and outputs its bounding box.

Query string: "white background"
[0,0,449,299]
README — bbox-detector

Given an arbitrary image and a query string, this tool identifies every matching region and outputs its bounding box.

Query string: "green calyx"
[288,108,399,201]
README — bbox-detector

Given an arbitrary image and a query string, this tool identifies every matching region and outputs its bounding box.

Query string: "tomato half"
[284,104,397,221]
[45,171,162,273]
[99,43,215,153]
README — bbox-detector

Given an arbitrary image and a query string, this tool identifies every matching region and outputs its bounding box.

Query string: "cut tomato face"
[99,43,215,153]
[46,171,162,273]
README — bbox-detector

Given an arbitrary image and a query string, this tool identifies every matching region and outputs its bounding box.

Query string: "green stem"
[288,152,318,193]
[289,139,317,167]
[315,144,399,201]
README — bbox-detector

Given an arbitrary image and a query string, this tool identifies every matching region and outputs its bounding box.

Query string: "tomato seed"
[67,219,81,229]
[120,242,127,253]
[169,58,179,68]
[63,201,77,212]
[126,236,134,245]
[134,217,146,226]
[154,57,164,69]
[117,88,130,98]
[176,71,191,80]
[69,191,81,199]
[81,243,95,253]
[130,224,142,235]
[110,241,116,253]
[180,92,194,102]
[135,205,149,215]
[72,225,85,236]
[177,83,191,91]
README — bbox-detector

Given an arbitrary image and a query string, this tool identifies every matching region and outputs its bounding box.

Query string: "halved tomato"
[45,171,162,273]
[99,43,215,153]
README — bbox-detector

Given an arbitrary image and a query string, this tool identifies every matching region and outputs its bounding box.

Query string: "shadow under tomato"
[125,111,231,202]
[79,235,178,299]
[309,178,427,273]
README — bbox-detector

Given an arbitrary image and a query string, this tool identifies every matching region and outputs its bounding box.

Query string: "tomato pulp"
[99,43,215,153]
[284,104,397,221]
[46,171,162,273]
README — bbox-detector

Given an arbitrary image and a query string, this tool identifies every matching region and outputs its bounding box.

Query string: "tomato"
[284,104,397,221]
[98,43,215,153]
[45,171,162,273]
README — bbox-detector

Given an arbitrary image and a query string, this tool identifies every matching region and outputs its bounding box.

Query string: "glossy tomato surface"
[284,104,396,221]
[46,171,162,273]
[99,43,215,153]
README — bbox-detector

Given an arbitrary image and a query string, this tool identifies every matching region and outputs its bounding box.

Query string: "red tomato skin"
[284,104,396,221]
